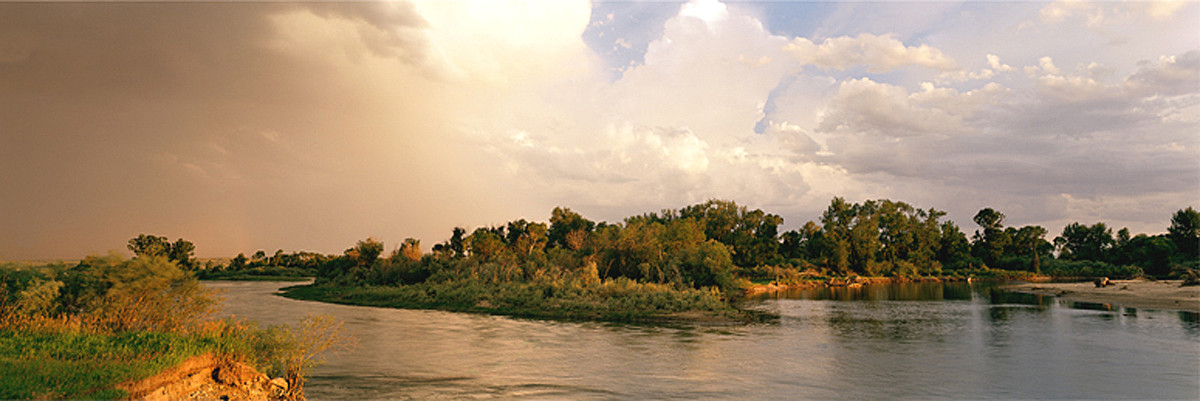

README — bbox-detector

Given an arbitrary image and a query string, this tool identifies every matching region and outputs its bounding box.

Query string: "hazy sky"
[1,0,1197,260]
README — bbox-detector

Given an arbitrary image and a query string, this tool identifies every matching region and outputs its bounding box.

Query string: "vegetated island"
[201,198,1198,323]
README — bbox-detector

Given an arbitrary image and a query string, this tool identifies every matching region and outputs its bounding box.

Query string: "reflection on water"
[209,281,1200,400]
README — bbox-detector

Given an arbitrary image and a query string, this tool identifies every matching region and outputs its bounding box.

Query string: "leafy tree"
[506,219,549,257]
[971,208,1011,268]
[345,238,383,267]
[666,240,736,290]
[127,234,171,258]
[169,238,196,269]
[678,200,783,267]
[820,197,856,274]
[779,230,805,260]
[58,253,216,332]
[432,227,467,258]
[1168,207,1199,260]
[1010,225,1050,272]
[1111,234,1176,276]
[548,207,595,250]
[1055,222,1115,262]
[937,221,972,269]
[128,234,195,269]
[229,253,248,270]
[397,238,422,262]
[465,228,507,261]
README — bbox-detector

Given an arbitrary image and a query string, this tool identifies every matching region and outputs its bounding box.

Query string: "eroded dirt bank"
[117,353,288,401]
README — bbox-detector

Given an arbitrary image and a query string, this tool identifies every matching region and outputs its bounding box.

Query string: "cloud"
[1028,0,1194,28]
[803,49,1197,231]
[785,33,958,72]
[1125,50,1200,96]
[2,0,1195,259]
[816,78,989,139]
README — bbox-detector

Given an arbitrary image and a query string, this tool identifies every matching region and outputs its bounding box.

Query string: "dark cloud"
[0,2,451,259]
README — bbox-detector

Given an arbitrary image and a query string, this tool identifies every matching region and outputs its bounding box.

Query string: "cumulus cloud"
[806,48,1197,229]
[2,0,1195,258]
[1125,50,1200,96]
[785,33,958,72]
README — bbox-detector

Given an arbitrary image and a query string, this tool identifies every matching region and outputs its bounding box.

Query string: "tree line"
[216,199,1198,291]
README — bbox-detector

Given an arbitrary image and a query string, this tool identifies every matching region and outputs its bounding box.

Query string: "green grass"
[281,278,753,324]
[0,322,269,400]
[0,329,195,399]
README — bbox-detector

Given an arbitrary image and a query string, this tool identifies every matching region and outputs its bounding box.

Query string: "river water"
[208,281,1199,400]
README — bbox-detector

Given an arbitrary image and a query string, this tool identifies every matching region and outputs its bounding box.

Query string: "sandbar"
[1003,279,1200,312]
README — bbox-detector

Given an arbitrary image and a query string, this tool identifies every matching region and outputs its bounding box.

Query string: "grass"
[0,321,259,400]
[281,278,754,324]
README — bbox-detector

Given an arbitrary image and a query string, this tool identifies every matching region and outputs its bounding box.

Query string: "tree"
[59,253,216,332]
[1011,225,1050,272]
[506,219,549,257]
[1112,234,1176,276]
[1055,222,1114,262]
[397,238,422,262]
[229,253,248,270]
[128,234,195,269]
[820,197,855,274]
[345,238,383,267]
[973,208,1005,231]
[169,238,196,269]
[971,208,1011,268]
[677,200,784,267]
[433,227,468,258]
[937,221,972,269]
[548,207,595,250]
[1168,207,1199,260]
[128,234,170,258]
[465,228,506,261]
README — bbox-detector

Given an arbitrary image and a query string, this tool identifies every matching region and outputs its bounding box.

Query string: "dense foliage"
[0,251,348,400]
[215,199,1197,290]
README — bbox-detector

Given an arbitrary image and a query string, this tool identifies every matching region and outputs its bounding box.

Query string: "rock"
[269,377,289,391]
[119,354,279,401]
[214,362,268,387]
[1181,269,1200,287]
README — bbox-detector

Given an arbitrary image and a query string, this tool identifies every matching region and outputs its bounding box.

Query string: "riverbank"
[742,275,999,296]
[117,353,286,401]
[0,322,276,400]
[1003,279,1200,312]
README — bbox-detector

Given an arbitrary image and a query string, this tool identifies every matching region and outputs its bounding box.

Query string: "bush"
[1041,259,1143,279]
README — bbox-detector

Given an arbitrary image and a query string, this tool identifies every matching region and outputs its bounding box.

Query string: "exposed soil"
[117,354,287,401]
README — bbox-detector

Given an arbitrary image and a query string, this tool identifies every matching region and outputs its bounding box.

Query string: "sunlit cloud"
[1,0,1196,259]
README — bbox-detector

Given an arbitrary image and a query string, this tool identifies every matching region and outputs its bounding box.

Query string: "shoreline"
[277,283,763,326]
[742,276,993,296]
[1002,279,1200,312]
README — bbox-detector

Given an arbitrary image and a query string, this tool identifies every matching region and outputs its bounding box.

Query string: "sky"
[1,0,1197,260]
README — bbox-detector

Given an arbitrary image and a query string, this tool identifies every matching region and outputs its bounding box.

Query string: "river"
[208,281,1200,400]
